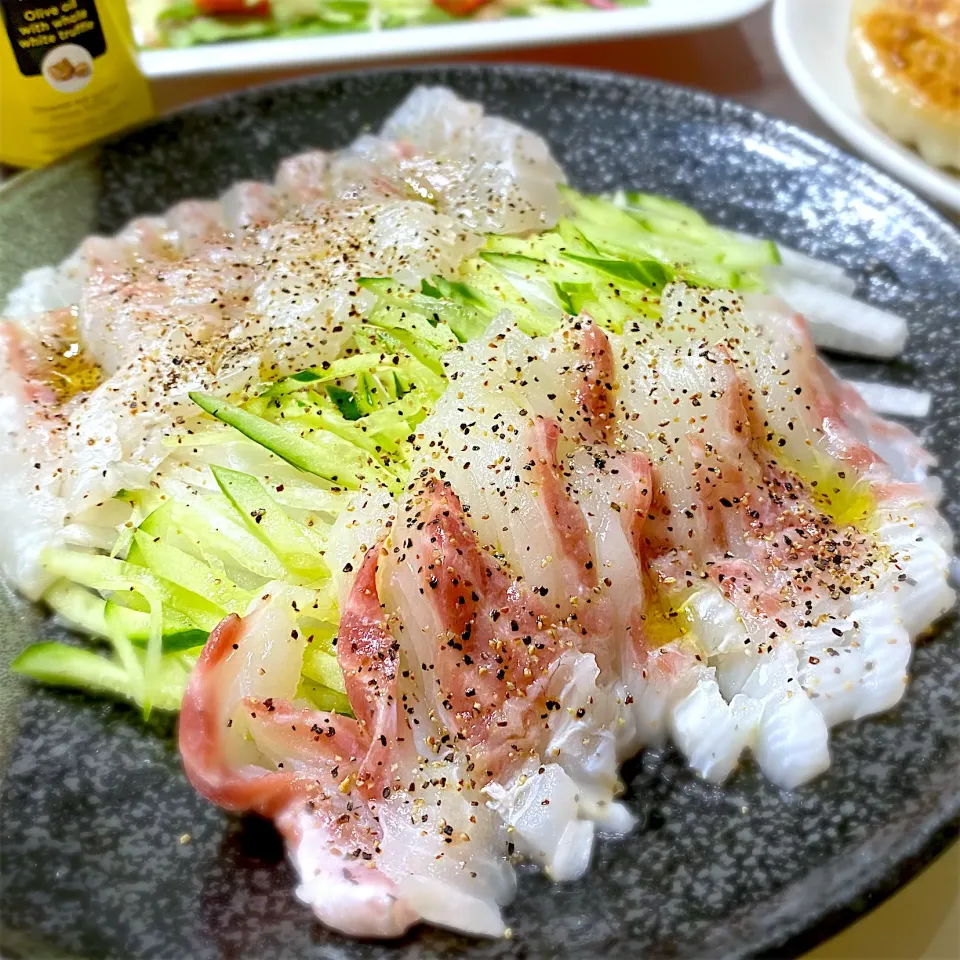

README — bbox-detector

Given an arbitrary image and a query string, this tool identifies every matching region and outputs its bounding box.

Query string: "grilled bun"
[847,0,960,170]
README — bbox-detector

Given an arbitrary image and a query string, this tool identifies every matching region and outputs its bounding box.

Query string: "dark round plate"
[0,66,958,960]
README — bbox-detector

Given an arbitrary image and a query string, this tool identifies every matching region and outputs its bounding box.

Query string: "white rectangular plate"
[139,0,769,79]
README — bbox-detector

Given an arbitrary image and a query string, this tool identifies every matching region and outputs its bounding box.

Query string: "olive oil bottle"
[0,0,153,167]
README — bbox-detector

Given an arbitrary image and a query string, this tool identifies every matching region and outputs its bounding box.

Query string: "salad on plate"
[130,0,647,48]
[1,87,954,939]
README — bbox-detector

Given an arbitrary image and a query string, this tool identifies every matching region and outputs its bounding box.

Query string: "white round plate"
[772,0,960,212]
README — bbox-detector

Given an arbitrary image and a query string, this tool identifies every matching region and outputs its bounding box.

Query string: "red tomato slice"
[196,0,271,16]
[432,0,491,15]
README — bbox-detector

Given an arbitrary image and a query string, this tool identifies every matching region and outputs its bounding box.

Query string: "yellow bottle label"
[0,0,154,167]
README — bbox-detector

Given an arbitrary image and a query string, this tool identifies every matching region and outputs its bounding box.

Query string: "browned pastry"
[848,0,960,169]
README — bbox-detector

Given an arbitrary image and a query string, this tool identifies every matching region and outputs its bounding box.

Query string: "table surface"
[10,4,960,956]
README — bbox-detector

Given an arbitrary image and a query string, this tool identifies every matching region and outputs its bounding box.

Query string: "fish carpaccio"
[2,87,955,939]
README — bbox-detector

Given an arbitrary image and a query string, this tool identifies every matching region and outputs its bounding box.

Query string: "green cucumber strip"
[558,186,648,234]
[297,677,353,716]
[553,282,578,316]
[310,354,405,381]
[43,578,205,652]
[357,276,401,296]
[171,498,288,581]
[111,524,136,561]
[114,534,188,717]
[126,499,175,566]
[564,252,672,290]
[360,277,442,320]
[622,202,718,243]
[259,355,406,399]
[141,648,192,711]
[481,250,659,328]
[12,642,132,700]
[302,619,337,654]
[327,384,361,420]
[353,392,429,435]
[416,293,489,343]
[11,642,187,712]
[297,423,401,485]
[39,549,153,700]
[302,646,346,694]
[104,575,225,633]
[560,281,659,330]
[112,488,163,559]
[567,203,766,289]
[189,393,381,490]
[556,218,600,254]
[622,203,780,270]
[132,531,250,614]
[277,403,396,458]
[362,276,479,335]
[42,549,165,613]
[211,466,328,583]
[478,252,566,311]
[483,232,569,259]
[456,258,555,336]
[355,369,401,414]
[357,327,448,387]
[138,499,174,536]
[261,369,324,395]
[713,236,781,270]
[261,391,325,422]
[103,601,208,652]
[115,487,164,514]
[619,190,709,227]
[42,580,109,638]
[480,250,550,269]
[365,297,460,352]
[354,371,375,415]
[237,474,347,516]
[372,370,400,403]
[562,189,737,272]
[572,220,744,290]
[423,275,488,310]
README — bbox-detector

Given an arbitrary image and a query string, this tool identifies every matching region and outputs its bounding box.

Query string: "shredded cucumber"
[103,602,208,653]
[43,550,225,631]
[43,578,110,638]
[45,577,206,653]
[212,466,329,584]
[302,645,347,694]
[169,497,289,582]
[297,676,353,716]
[132,532,251,613]
[17,186,803,721]
[190,392,395,491]
[12,642,192,712]
[13,642,138,702]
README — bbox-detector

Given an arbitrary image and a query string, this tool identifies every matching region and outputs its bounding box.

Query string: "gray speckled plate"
[0,66,958,960]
